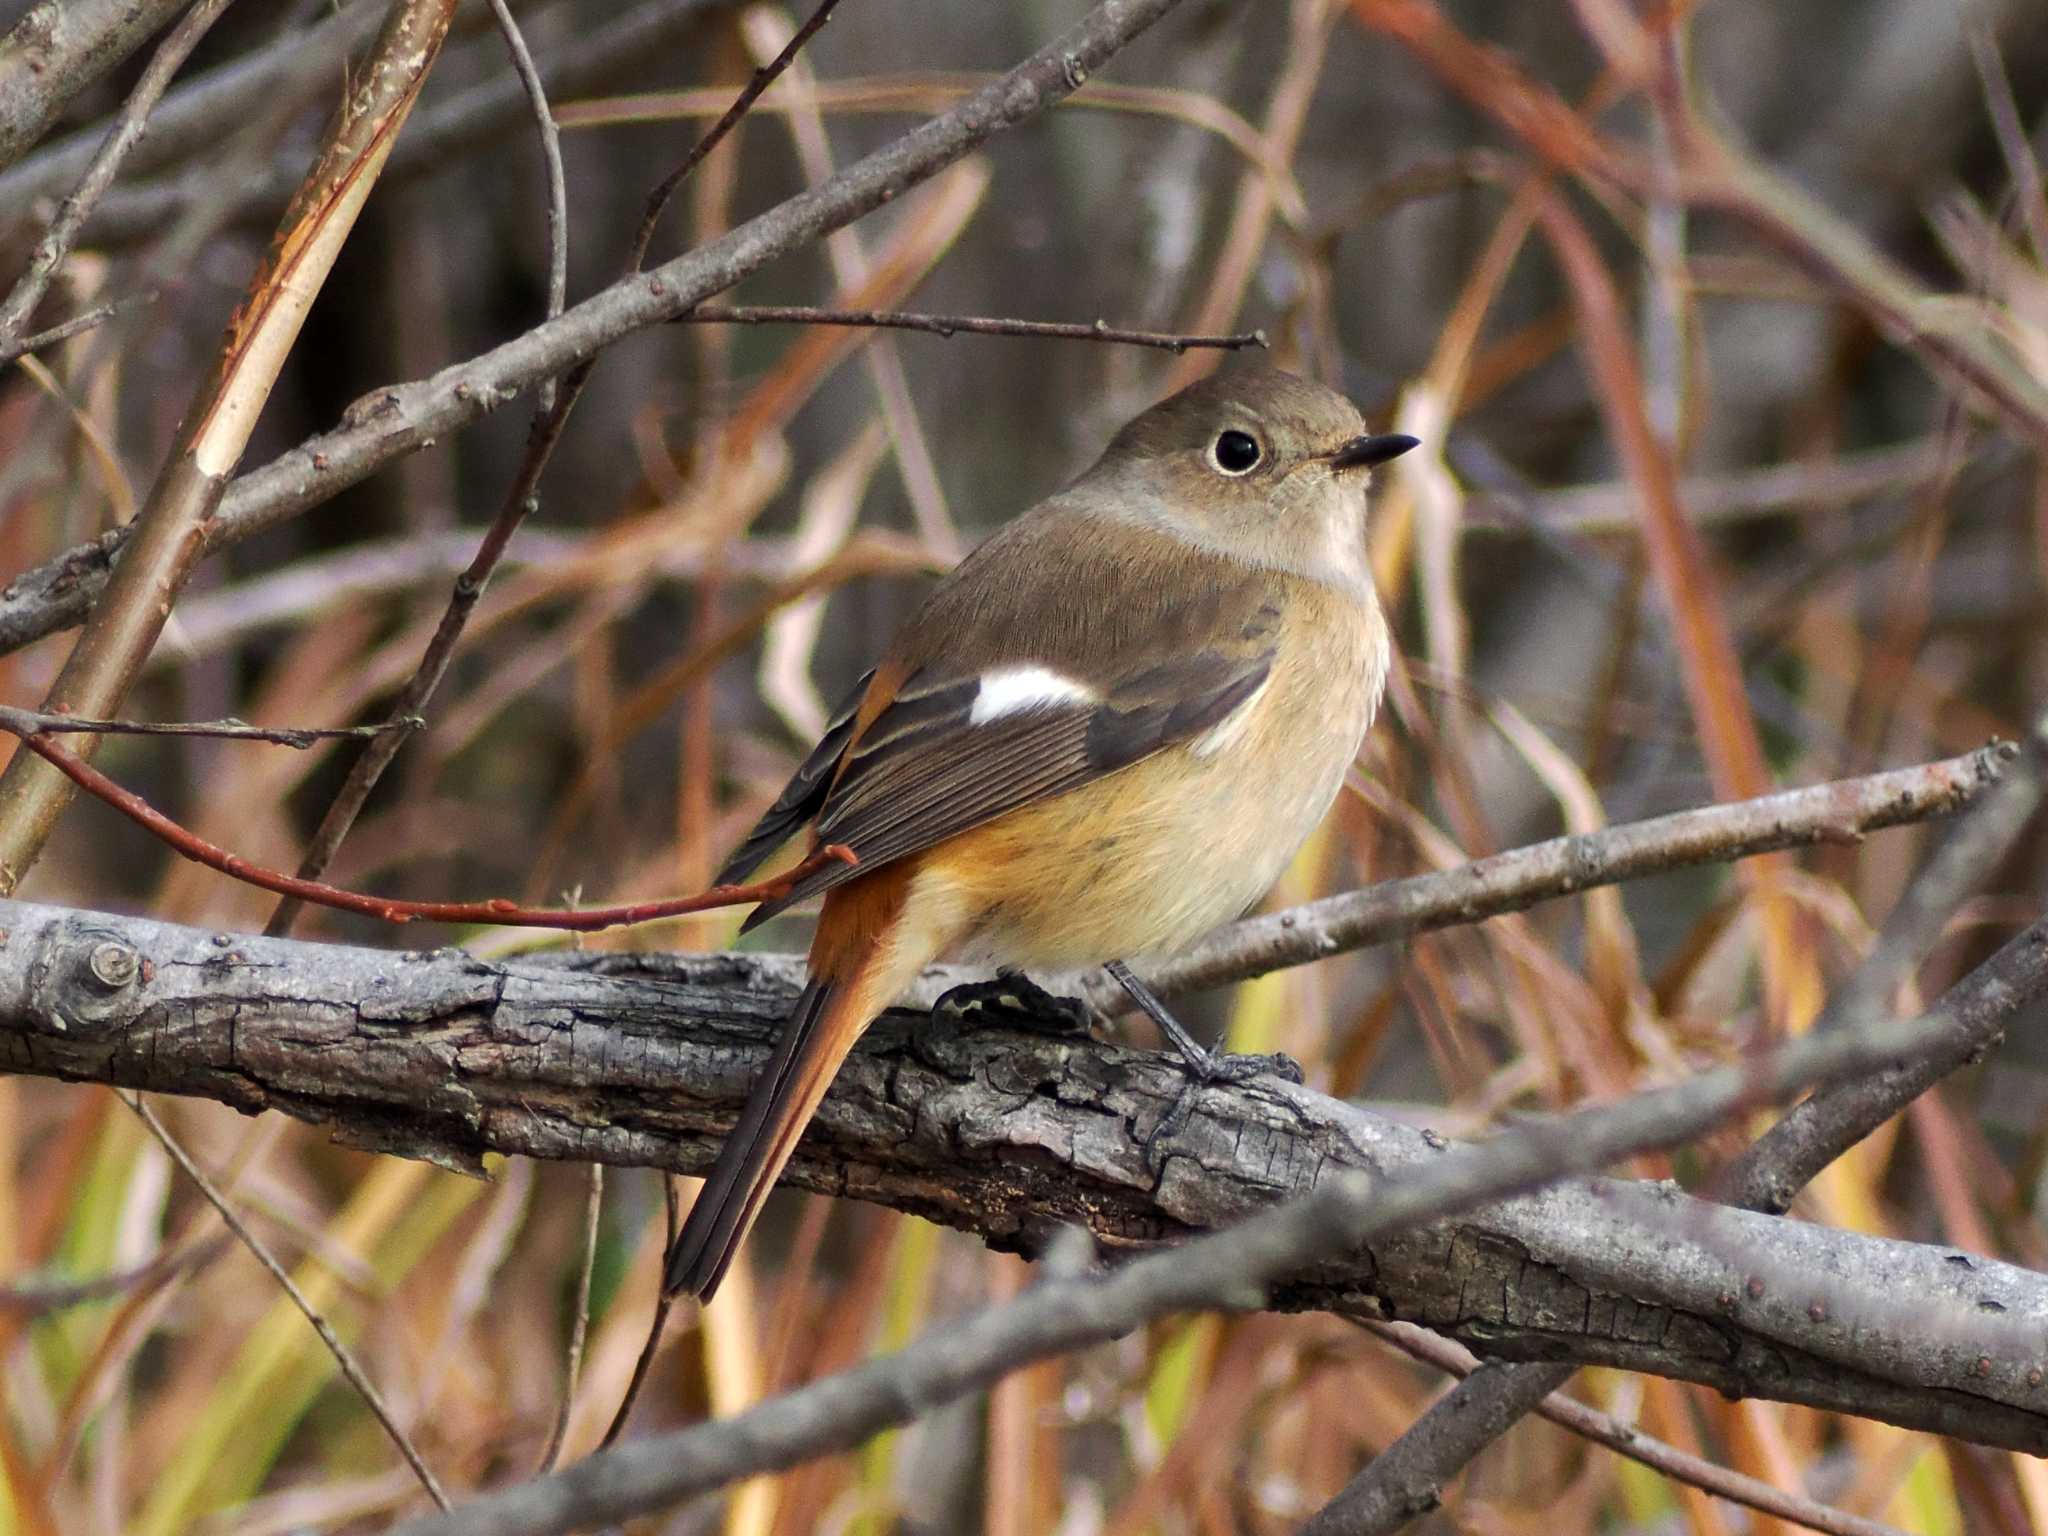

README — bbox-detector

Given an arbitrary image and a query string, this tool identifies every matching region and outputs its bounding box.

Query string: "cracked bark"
[3,896,2046,1452]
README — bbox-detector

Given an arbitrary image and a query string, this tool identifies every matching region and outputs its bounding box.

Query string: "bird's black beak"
[1328,432,1419,471]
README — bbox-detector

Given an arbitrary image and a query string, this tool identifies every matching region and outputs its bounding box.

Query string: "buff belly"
[930,634,1376,973]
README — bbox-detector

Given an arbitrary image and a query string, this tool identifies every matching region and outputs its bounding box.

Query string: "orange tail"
[667,856,958,1302]
[663,973,874,1301]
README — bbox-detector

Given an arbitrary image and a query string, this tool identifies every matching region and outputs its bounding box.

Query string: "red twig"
[16,730,852,929]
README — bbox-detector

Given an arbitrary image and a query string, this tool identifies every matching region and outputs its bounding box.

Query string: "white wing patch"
[968,665,1098,724]
[1190,675,1269,757]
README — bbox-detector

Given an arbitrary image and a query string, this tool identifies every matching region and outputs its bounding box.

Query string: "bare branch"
[483,0,567,389]
[679,303,1268,353]
[1105,742,2012,1006]
[1298,1358,1564,1536]
[0,0,236,352]
[5,892,2048,1451]
[0,0,194,170]
[625,0,844,272]
[122,1092,450,1509]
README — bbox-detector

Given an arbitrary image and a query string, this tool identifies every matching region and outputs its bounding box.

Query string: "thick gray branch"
[4,897,2047,1451]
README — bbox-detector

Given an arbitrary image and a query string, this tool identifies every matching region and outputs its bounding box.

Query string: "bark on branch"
[4,896,2047,1452]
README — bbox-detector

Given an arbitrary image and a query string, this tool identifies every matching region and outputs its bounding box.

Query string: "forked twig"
[1343,1322,1908,1536]
[0,290,157,368]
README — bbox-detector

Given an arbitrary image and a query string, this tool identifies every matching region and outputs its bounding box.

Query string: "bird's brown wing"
[714,669,874,887]
[740,647,1277,929]
[721,505,1294,930]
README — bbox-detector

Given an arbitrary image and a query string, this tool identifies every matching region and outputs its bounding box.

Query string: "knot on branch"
[24,917,148,1035]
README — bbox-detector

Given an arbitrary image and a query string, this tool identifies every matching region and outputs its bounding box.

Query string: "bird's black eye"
[1211,429,1262,475]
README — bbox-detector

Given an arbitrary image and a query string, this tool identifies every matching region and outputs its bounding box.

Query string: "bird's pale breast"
[933,577,1386,971]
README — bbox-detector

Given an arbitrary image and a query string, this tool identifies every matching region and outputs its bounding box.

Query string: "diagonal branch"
[1106,742,2010,1005]
[0,0,236,352]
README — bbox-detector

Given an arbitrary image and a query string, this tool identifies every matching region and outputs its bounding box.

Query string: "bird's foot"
[934,969,1097,1039]
[1148,1042,1306,1152]
[1100,960,1303,1156]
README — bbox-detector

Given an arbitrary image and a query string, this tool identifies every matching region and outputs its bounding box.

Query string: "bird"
[665,365,1415,1301]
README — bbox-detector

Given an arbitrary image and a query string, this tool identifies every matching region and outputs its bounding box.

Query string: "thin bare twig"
[259,0,569,935]
[0,0,237,351]
[122,1093,450,1509]
[537,1163,604,1475]
[602,1181,682,1451]
[679,303,1267,353]
[484,0,567,406]
[10,714,855,927]
[1109,742,2013,1005]
[0,703,419,748]
[625,0,844,272]
[258,0,582,938]
[0,290,156,367]
[1342,1323,1910,1536]
[262,341,581,937]
[0,1236,230,1313]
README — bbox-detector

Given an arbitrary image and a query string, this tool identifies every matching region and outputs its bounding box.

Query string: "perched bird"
[666,366,1415,1301]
